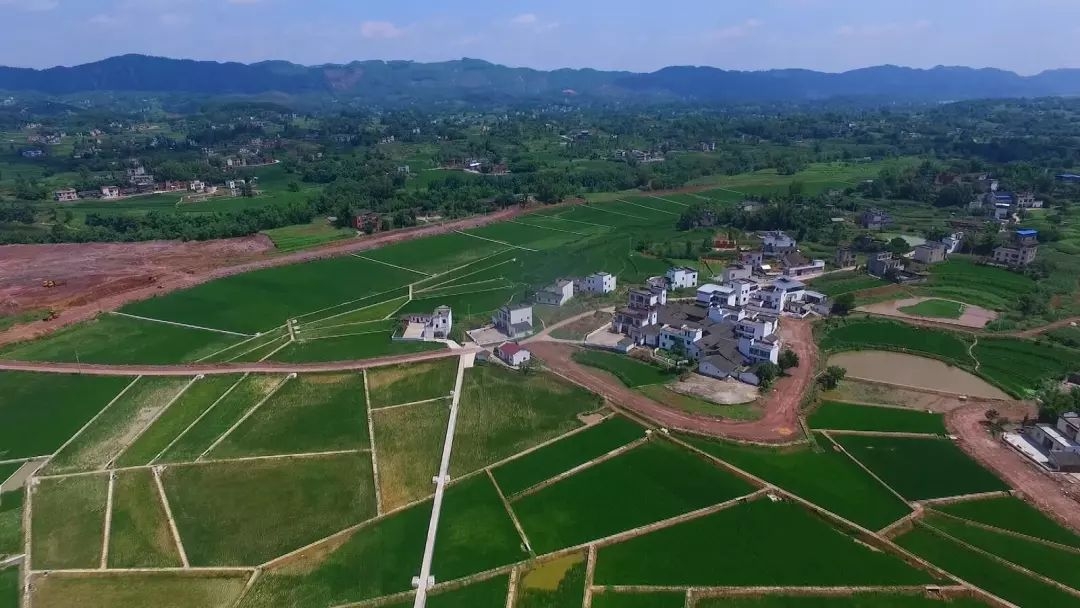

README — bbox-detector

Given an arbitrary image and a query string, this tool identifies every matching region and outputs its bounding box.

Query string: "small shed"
[495,342,531,367]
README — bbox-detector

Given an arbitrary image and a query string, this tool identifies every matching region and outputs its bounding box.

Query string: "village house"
[859,209,892,230]
[721,264,753,283]
[53,188,78,202]
[835,248,856,268]
[666,267,699,290]
[867,251,903,277]
[1015,192,1045,209]
[100,186,120,200]
[941,233,964,255]
[760,231,797,254]
[757,277,807,314]
[913,242,948,264]
[354,210,382,233]
[581,272,617,294]
[536,279,575,307]
[495,342,531,368]
[993,229,1039,268]
[740,250,765,269]
[400,305,453,341]
[1024,412,1080,472]
[780,252,826,278]
[697,284,735,306]
[493,304,534,339]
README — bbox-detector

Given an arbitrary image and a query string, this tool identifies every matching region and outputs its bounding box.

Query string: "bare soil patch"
[667,374,758,405]
[823,380,974,413]
[858,297,998,329]
[829,351,1010,400]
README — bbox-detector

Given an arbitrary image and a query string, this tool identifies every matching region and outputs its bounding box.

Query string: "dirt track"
[946,402,1080,534]
[0,204,554,348]
[0,347,473,376]
[528,319,817,443]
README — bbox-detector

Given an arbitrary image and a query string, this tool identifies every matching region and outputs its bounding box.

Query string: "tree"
[888,237,912,256]
[755,361,781,388]
[778,348,800,371]
[832,293,856,316]
[818,366,847,390]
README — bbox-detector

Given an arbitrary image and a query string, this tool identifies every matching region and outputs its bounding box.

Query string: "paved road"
[0,348,477,376]
[528,320,817,444]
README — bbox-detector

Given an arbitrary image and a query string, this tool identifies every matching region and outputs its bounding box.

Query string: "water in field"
[829,351,1010,400]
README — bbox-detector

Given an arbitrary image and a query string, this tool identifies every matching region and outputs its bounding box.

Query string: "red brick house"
[354,210,382,233]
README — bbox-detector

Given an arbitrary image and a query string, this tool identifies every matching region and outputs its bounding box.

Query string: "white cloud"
[158,12,190,27]
[360,20,405,40]
[509,13,558,33]
[511,13,538,25]
[88,13,120,25]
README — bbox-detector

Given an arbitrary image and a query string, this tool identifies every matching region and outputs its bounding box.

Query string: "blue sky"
[1,0,1077,73]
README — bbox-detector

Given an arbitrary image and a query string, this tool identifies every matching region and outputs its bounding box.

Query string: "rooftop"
[497,342,525,356]
[1016,229,1039,237]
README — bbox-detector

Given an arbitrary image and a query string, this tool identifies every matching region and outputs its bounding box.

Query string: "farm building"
[400,305,453,341]
[53,188,78,202]
[780,253,825,278]
[859,209,891,230]
[100,186,120,199]
[760,231,797,254]
[867,251,903,277]
[1016,192,1044,209]
[495,342,531,367]
[913,242,948,264]
[666,267,699,290]
[581,272,617,294]
[493,304,534,339]
[993,229,1039,268]
[1023,413,1080,472]
[740,250,765,268]
[536,279,574,306]
[354,210,382,233]
[835,248,856,268]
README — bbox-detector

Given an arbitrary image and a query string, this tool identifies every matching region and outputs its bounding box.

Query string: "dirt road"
[0,203,566,348]
[0,347,475,376]
[946,402,1080,533]
[528,319,816,443]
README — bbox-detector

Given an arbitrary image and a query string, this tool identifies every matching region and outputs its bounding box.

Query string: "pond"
[829,350,1010,400]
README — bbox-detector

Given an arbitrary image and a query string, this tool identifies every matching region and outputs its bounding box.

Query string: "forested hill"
[5,54,1080,103]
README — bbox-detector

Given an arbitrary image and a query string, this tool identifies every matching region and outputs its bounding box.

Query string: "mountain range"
[3,54,1080,103]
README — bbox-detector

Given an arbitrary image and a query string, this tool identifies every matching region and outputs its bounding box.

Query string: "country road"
[0,347,476,376]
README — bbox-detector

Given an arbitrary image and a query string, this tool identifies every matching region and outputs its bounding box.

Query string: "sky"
[1,0,1078,74]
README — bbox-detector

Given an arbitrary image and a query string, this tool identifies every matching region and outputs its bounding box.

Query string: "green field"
[808,401,946,435]
[0,314,244,365]
[450,365,600,477]
[595,499,933,587]
[0,567,16,608]
[898,299,964,319]
[208,373,368,459]
[108,469,183,568]
[430,475,526,581]
[918,259,1035,312]
[115,375,245,467]
[512,440,755,553]
[163,453,375,566]
[262,221,354,252]
[818,320,974,367]
[694,594,990,607]
[0,490,23,557]
[122,256,414,334]
[367,359,458,408]
[971,338,1080,396]
[157,374,287,463]
[932,495,1080,548]
[31,474,108,569]
[0,372,130,460]
[592,591,686,608]
[270,331,444,363]
[679,434,910,531]
[571,350,674,388]
[808,272,887,297]
[385,575,511,608]
[831,435,1007,501]
[0,464,19,488]
[372,399,449,510]
[896,525,1080,608]
[493,416,646,496]
[30,572,250,608]
[924,513,1080,591]
[46,376,194,474]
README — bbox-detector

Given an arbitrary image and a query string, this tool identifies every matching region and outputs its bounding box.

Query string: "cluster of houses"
[534,272,619,307]
[608,264,824,385]
[53,164,260,203]
[969,191,1044,220]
